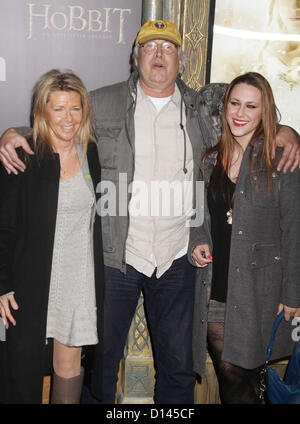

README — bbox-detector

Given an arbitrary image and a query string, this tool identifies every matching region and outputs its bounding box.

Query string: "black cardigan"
[0,141,104,403]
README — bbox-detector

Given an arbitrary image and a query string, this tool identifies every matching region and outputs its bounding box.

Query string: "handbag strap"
[265,310,285,362]
[259,310,299,403]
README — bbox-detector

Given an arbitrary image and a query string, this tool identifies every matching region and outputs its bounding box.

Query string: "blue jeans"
[83,255,196,404]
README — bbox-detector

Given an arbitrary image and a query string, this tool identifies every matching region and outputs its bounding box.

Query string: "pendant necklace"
[226,153,240,225]
[226,184,235,225]
[226,208,233,225]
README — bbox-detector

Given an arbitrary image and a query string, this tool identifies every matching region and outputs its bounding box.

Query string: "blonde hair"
[32,69,94,161]
[203,72,279,195]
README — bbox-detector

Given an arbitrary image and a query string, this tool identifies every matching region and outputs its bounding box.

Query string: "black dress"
[207,168,236,303]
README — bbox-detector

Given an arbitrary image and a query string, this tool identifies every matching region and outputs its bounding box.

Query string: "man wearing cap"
[0,20,298,404]
[92,20,201,404]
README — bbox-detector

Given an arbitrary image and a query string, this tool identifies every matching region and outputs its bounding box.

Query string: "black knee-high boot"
[50,367,84,404]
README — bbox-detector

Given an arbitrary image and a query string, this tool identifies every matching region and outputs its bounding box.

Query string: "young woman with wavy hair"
[192,72,300,404]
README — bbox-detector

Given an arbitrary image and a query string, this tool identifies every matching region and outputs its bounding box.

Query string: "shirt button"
[236,267,240,273]
[240,190,244,194]
[238,230,243,235]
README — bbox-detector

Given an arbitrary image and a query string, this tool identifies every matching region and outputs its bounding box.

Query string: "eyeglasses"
[140,41,177,55]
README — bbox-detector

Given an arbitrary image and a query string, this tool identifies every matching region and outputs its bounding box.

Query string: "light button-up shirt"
[125,83,194,277]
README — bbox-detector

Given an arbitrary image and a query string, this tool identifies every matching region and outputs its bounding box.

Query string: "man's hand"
[192,244,213,268]
[275,126,300,173]
[0,128,33,174]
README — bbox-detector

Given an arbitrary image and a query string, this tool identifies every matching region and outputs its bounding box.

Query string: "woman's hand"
[0,293,19,329]
[277,303,300,322]
[192,244,213,268]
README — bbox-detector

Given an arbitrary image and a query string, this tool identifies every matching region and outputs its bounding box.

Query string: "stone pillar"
[162,0,183,29]
[117,295,155,404]
[142,0,182,29]
[142,0,163,23]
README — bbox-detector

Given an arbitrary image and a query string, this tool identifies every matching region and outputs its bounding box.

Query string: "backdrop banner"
[209,0,300,133]
[0,0,141,133]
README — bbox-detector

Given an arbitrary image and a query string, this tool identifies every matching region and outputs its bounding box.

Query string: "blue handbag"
[259,310,300,404]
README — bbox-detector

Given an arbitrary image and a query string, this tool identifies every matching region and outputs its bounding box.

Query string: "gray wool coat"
[191,135,300,378]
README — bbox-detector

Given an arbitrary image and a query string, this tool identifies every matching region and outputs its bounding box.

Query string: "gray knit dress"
[46,170,98,347]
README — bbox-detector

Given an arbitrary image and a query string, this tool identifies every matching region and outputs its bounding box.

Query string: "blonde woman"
[0,70,104,404]
[192,72,300,403]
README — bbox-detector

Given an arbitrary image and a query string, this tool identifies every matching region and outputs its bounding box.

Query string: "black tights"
[207,322,261,404]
